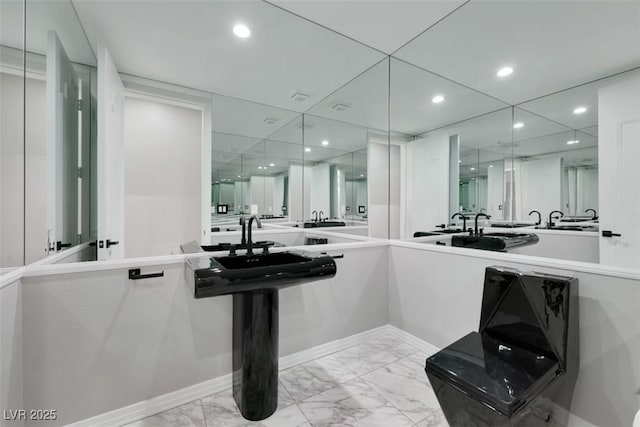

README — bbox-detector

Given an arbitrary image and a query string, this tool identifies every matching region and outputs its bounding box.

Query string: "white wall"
[309,163,330,217]
[123,96,202,257]
[21,244,389,425]
[233,180,249,214]
[0,279,24,427]
[388,243,640,427]
[576,167,598,214]
[249,175,275,215]
[273,173,285,216]
[368,140,390,238]
[288,164,303,221]
[404,132,449,238]
[1,73,26,268]
[519,157,562,220]
[487,160,504,219]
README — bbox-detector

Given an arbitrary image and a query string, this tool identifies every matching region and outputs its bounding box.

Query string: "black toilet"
[425,266,579,426]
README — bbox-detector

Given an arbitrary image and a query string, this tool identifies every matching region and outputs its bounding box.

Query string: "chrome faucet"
[312,210,318,222]
[239,215,247,245]
[585,208,598,220]
[474,213,491,235]
[246,215,262,255]
[451,212,468,231]
[319,211,324,222]
[548,210,564,228]
[528,210,541,225]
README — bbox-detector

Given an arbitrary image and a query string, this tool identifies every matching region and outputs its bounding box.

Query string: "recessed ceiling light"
[233,24,251,38]
[573,106,587,114]
[360,174,364,177]
[567,140,580,145]
[269,163,275,167]
[489,165,494,168]
[497,66,513,77]
[432,95,445,104]
[458,160,462,163]
[305,147,311,152]
[470,167,476,171]
[321,140,329,146]
[513,122,524,129]
[237,175,241,178]
[258,166,263,169]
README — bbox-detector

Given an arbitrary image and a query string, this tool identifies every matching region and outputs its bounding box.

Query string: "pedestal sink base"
[233,289,279,421]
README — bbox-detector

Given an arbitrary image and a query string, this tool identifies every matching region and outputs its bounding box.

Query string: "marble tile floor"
[124,333,448,427]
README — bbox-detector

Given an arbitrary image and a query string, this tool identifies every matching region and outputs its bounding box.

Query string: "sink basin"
[536,225,598,232]
[489,223,534,228]
[191,251,336,298]
[414,231,444,237]
[452,232,539,251]
[201,240,284,252]
[303,221,346,228]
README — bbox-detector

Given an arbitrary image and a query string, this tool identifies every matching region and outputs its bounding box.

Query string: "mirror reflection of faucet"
[548,210,564,228]
[528,210,542,225]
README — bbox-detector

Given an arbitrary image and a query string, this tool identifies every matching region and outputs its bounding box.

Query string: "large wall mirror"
[1,0,97,270]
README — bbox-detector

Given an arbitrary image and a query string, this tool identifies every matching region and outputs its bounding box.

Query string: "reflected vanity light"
[432,95,445,104]
[305,147,311,152]
[233,24,251,38]
[360,174,365,177]
[269,163,275,167]
[513,122,524,129]
[567,140,580,145]
[489,165,494,168]
[573,106,587,114]
[321,140,329,146]
[497,66,514,77]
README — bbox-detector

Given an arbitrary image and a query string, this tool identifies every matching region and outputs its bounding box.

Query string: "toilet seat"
[426,331,561,417]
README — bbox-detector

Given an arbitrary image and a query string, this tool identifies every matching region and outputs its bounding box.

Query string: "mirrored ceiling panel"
[21,0,96,66]
[73,0,386,111]
[390,58,509,136]
[393,1,640,105]
[517,68,640,131]
[305,58,389,131]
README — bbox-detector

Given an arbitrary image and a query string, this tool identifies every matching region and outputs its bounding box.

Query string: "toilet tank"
[479,266,579,372]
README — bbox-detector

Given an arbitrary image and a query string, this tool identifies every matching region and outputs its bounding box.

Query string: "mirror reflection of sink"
[201,241,284,252]
[191,250,336,298]
[414,231,444,237]
[303,221,346,228]
[452,232,539,251]
[489,223,534,228]
[536,225,598,231]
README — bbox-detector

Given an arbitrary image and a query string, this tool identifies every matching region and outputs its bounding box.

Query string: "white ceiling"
[269,0,466,54]
[72,0,386,112]
[1,0,95,65]
[393,0,640,104]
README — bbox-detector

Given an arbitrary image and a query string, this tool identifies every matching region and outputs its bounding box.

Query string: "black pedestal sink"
[188,251,336,420]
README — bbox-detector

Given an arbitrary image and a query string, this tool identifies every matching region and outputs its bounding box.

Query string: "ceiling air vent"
[263,116,280,125]
[290,91,311,103]
[330,102,350,112]
[296,121,315,130]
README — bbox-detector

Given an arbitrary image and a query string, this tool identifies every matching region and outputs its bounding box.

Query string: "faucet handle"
[262,245,269,254]
[228,245,237,256]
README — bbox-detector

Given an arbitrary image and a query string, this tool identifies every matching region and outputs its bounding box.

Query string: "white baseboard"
[67,325,394,427]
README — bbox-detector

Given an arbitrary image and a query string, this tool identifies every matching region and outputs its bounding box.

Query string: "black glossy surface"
[452,235,508,251]
[490,223,534,228]
[303,221,346,228]
[413,231,444,237]
[425,266,579,425]
[536,225,598,232]
[452,233,539,251]
[233,289,278,420]
[426,332,559,416]
[191,251,337,298]
[201,241,284,252]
